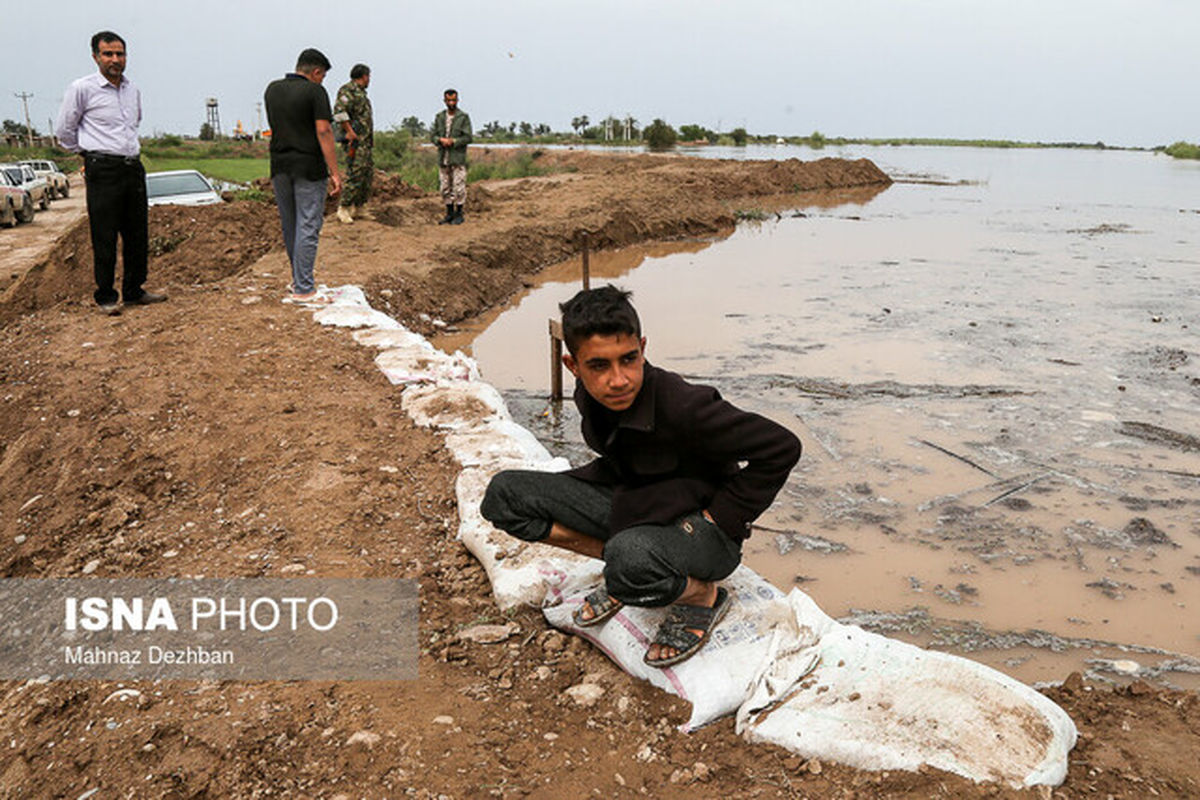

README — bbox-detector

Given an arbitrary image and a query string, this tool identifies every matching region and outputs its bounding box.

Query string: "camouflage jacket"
[334,81,373,146]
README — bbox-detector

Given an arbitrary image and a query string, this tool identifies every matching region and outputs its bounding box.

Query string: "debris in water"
[774,531,848,555]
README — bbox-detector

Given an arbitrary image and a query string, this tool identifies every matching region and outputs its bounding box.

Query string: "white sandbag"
[312,286,402,330]
[543,565,794,731]
[735,589,1076,787]
[326,285,370,306]
[375,347,479,385]
[456,467,597,609]
[314,306,402,329]
[403,381,511,431]
[444,419,559,470]
[353,327,436,352]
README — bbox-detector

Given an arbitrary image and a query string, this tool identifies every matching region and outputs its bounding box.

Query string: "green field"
[140,157,269,184]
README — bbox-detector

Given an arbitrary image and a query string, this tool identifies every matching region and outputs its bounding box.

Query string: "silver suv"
[19,159,70,198]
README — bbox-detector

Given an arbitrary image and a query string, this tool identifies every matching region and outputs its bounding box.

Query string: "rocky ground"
[0,151,1197,798]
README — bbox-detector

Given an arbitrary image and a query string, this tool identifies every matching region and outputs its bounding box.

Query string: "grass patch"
[140,137,268,160]
[467,150,550,182]
[388,148,440,193]
[372,135,556,193]
[1163,141,1200,160]
[230,187,274,203]
[0,145,82,171]
[140,157,269,183]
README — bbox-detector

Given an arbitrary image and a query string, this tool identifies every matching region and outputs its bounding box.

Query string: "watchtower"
[205,98,222,138]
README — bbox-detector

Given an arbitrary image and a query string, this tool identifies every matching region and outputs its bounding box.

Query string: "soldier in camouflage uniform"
[333,63,373,223]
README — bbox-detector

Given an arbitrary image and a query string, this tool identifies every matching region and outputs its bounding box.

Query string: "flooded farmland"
[437,144,1200,689]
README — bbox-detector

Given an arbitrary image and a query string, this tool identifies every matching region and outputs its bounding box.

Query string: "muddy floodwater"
[437,144,1200,690]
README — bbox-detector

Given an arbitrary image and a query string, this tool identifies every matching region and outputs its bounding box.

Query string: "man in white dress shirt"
[56,31,166,316]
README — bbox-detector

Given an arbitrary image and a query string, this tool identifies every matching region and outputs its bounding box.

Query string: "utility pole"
[14,92,35,147]
[255,102,263,137]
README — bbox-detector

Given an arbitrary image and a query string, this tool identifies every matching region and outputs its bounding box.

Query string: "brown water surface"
[437,145,1200,690]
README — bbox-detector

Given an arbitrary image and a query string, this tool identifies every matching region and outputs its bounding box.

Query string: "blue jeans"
[271,173,327,294]
[480,470,742,607]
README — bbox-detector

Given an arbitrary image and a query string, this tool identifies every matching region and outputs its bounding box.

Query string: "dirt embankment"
[2,152,1198,799]
[360,152,892,330]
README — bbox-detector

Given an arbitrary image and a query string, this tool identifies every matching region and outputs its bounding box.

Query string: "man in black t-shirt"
[264,48,342,303]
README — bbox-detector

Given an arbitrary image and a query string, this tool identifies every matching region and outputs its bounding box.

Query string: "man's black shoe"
[128,291,167,305]
[450,205,464,225]
[438,204,455,225]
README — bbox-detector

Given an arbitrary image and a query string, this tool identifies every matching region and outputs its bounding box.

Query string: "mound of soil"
[147,202,281,285]
[370,170,427,202]
[0,200,280,326]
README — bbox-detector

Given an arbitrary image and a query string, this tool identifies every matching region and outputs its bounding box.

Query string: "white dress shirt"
[55,72,142,157]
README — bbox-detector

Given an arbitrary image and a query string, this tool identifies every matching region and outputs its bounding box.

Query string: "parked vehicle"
[0,169,35,226]
[0,163,50,211]
[0,173,19,227]
[19,159,70,198]
[145,169,223,207]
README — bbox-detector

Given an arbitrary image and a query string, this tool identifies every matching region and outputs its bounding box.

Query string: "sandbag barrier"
[291,285,1077,788]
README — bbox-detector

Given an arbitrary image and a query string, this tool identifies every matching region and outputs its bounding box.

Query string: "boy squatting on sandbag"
[481,285,802,667]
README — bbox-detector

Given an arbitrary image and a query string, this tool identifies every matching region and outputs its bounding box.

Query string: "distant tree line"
[3,119,40,138]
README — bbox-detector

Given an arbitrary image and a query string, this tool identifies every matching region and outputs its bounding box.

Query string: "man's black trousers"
[84,153,149,305]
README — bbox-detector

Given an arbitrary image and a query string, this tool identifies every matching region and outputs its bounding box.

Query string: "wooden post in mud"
[549,319,564,400]
[548,233,594,399]
[581,233,590,290]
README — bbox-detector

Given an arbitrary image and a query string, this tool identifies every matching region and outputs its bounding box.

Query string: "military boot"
[438,204,455,225]
[450,204,464,225]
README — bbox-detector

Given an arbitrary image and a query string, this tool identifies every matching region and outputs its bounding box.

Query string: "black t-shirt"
[264,74,332,180]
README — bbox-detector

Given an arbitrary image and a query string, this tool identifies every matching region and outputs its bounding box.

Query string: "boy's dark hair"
[295,48,332,73]
[559,285,641,355]
[91,31,126,54]
[350,63,370,80]
[444,88,458,97]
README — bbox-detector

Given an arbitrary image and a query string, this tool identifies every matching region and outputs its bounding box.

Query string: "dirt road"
[0,174,85,294]
[0,151,1197,799]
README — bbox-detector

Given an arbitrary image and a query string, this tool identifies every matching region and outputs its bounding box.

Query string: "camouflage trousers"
[438,164,467,205]
[340,144,374,208]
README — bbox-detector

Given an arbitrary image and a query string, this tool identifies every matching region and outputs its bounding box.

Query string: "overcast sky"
[8,1,1197,148]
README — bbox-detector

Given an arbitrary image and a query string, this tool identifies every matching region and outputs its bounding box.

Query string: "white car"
[19,159,70,198]
[0,163,50,211]
[145,169,223,207]
[0,169,35,226]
